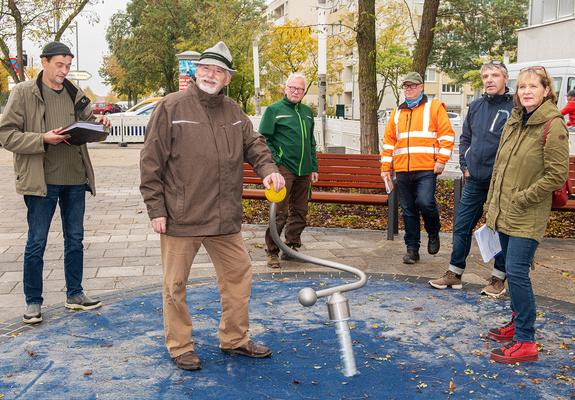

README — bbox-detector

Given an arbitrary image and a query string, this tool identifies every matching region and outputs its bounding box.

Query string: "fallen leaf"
[84,370,93,376]
[98,344,113,348]
[26,350,37,357]
[471,349,484,357]
[530,378,542,385]
[464,368,474,375]
[292,380,301,385]
[313,365,322,369]
[416,382,428,389]
[449,380,455,394]
[559,342,571,350]
[371,323,380,329]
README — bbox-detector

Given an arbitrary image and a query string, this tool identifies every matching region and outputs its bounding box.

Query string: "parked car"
[92,102,123,115]
[121,101,158,117]
[447,112,462,126]
[126,97,162,113]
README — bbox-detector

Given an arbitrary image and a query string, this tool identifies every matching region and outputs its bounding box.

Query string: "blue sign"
[179,59,196,77]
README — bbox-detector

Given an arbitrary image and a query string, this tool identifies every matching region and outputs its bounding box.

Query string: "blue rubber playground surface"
[0,274,573,399]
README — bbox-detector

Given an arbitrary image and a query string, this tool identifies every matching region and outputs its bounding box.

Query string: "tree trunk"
[412,0,440,77]
[356,0,379,154]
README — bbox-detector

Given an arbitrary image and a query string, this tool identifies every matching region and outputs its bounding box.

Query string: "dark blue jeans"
[450,176,505,274]
[498,232,539,342]
[396,171,440,251]
[23,184,86,305]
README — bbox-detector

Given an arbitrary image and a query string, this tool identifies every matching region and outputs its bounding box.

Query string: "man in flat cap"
[140,41,285,371]
[0,41,110,324]
[380,72,455,264]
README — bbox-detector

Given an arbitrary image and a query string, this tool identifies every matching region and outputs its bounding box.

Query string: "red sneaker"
[487,312,515,342]
[490,341,538,364]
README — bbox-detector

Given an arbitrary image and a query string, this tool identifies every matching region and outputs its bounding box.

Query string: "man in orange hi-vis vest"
[380,72,455,264]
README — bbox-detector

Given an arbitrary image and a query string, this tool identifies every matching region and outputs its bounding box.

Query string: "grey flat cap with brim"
[196,41,236,73]
[40,41,74,58]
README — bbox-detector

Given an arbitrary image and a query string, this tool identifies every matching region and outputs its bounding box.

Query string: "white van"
[506,59,575,109]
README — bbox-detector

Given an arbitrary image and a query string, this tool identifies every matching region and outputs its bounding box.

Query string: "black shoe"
[403,249,420,264]
[428,234,440,255]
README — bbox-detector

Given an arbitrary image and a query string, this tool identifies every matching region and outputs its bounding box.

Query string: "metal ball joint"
[298,287,318,307]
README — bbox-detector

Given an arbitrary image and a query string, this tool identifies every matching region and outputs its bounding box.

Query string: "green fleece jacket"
[259,97,318,176]
[486,100,570,242]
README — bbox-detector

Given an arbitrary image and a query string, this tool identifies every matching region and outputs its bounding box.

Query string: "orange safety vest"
[380,97,455,172]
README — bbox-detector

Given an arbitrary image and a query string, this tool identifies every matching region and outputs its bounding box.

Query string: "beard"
[196,78,222,95]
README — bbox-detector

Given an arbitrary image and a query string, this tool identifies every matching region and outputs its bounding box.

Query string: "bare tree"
[411,0,440,77]
[356,0,379,154]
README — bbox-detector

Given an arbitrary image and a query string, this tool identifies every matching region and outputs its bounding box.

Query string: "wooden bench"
[551,155,575,211]
[242,153,399,240]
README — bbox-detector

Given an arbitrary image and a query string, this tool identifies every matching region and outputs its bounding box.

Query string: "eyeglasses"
[402,83,420,89]
[482,60,507,72]
[287,86,305,93]
[520,66,547,73]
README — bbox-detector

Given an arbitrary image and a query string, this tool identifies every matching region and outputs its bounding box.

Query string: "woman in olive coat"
[484,66,570,364]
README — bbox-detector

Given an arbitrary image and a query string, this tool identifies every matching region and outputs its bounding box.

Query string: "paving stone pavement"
[0,144,573,324]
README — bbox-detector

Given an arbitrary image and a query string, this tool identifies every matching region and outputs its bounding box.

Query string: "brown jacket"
[0,74,97,196]
[140,80,278,236]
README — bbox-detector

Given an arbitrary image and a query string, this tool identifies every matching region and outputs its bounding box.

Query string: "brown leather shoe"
[221,340,272,358]
[172,350,202,371]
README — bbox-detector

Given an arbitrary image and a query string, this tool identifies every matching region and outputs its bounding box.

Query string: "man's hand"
[463,169,470,178]
[311,172,319,183]
[43,127,69,145]
[95,115,111,128]
[263,172,285,191]
[434,162,446,175]
[151,217,167,234]
[380,171,393,193]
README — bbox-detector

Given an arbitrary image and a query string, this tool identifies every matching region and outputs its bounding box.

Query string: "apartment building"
[265,0,474,119]
[517,0,575,61]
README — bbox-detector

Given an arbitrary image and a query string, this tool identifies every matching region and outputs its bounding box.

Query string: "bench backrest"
[243,153,384,190]
[569,156,575,195]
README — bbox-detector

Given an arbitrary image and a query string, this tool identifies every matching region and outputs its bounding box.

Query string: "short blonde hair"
[513,66,557,107]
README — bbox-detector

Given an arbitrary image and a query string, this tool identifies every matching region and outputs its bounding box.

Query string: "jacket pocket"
[222,122,242,159]
[165,185,185,223]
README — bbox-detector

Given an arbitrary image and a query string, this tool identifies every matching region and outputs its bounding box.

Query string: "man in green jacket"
[259,73,318,268]
[0,42,109,324]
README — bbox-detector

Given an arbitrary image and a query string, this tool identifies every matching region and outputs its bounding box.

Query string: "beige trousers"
[160,232,252,358]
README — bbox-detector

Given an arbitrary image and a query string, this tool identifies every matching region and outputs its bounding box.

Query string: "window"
[543,0,558,22]
[337,94,342,104]
[425,67,436,82]
[559,0,575,17]
[441,84,461,93]
[329,95,333,106]
[568,77,575,93]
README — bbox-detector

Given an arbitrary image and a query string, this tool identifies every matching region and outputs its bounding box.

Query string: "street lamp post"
[317,0,327,151]
[252,40,261,116]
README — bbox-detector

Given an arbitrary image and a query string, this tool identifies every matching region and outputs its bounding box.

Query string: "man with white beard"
[140,41,285,371]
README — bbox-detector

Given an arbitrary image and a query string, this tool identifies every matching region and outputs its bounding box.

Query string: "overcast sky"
[24,0,129,97]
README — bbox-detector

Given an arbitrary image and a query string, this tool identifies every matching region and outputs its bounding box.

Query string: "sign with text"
[67,70,92,80]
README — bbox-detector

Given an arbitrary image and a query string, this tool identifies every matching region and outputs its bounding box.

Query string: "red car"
[92,102,123,115]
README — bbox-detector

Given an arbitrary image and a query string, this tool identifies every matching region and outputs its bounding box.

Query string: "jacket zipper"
[406,110,413,172]
[294,104,306,176]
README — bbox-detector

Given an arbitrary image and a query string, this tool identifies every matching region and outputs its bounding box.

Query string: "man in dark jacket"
[0,42,110,325]
[259,73,318,268]
[429,60,512,297]
[140,42,285,371]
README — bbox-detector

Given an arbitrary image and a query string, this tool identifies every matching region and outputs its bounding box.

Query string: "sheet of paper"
[473,224,502,263]
[383,174,393,194]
